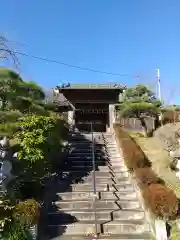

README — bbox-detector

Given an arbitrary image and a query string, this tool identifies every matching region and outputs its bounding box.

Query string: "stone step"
[58,171,114,178]
[47,210,145,223]
[100,191,137,200]
[98,166,127,172]
[46,221,149,236]
[56,190,136,201]
[54,200,120,210]
[112,183,134,191]
[54,200,141,211]
[47,211,111,223]
[112,210,145,221]
[56,191,99,200]
[58,183,134,192]
[46,222,101,236]
[70,142,105,147]
[84,178,131,185]
[71,148,106,152]
[102,221,150,234]
[61,165,106,171]
[57,183,134,192]
[67,156,107,160]
[66,161,108,166]
[84,176,130,184]
[57,183,108,192]
[61,165,127,173]
[70,152,103,156]
[108,163,126,168]
[48,235,152,240]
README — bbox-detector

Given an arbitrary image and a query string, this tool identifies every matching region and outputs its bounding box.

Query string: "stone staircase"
[44,132,152,239]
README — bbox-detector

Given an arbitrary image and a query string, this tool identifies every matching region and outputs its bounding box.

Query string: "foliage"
[14,115,64,176]
[1,195,39,238]
[0,69,23,110]
[118,84,161,135]
[0,69,49,116]
[143,184,178,219]
[3,220,33,240]
[9,115,68,201]
[13,199,40,227]
[0,68,66,237]
[0,193,15,233]
[0,110,23,123]
[0,122,20,137]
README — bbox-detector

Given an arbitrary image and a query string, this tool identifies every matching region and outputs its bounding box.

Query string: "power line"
[13,50,130,76]
[6,40,139,77]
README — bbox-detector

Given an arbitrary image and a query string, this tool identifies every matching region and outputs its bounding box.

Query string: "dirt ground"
[134,131,180,198]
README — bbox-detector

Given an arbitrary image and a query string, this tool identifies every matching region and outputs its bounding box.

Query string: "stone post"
[0,137,13,192]
[109,104,115,133]
[155,220,168,240]
[68,110,74,129]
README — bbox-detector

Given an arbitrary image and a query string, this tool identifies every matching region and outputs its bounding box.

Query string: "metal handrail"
[90,121,98,238]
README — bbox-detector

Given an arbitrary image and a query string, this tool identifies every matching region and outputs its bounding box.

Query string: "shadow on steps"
[38,130,108,239]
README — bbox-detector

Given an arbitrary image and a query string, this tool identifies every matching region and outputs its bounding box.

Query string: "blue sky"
[0,0,180,104]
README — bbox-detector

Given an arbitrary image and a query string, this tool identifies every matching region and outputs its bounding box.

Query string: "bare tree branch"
[0,36,20,69]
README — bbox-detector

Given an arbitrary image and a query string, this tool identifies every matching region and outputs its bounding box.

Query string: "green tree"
[0,69,48,114]
[118,84,161,136]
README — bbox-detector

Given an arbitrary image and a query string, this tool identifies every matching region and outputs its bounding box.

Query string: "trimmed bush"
[114,124,179,219]
[135,167,165,187]
[13,199,40,227]
[115,125,151,171]
[142,184,178,219]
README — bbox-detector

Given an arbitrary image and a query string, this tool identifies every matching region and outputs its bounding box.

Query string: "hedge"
[114,125,151,171]
[114,124,179,219]
[142,184,178,219]
[135,167,165,187]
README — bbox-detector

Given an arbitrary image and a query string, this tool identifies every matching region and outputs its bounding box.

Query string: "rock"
[0,137,9,148]
[13,152,18,158]
[0,150,6,159]
[170,149,180,158]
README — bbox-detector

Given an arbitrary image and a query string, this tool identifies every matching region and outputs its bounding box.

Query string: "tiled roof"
[53,93,70,106]
[58,83,124,89]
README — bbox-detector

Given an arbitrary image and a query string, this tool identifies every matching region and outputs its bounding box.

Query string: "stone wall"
[116,117,156,133]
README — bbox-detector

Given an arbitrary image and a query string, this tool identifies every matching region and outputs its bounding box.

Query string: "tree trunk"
[139,117,148,137]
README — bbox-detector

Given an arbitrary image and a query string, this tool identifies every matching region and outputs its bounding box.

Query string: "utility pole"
[156,69,163,125]
[156,69,162,102]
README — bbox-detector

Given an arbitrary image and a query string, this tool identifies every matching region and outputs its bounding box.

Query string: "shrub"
[10,178,44,201]
[13,199,40,227]
[10,115,67,200]
[115,126,151,171]
[142,184,178,219]
[135,167,165,187]
[3,220,33,240]
[14,115,66,177]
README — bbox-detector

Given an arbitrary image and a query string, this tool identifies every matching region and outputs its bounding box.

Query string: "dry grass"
[136,136,180,198]
[114,125,179,219]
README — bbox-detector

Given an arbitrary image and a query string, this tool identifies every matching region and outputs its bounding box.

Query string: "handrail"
[90,121,98,238]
